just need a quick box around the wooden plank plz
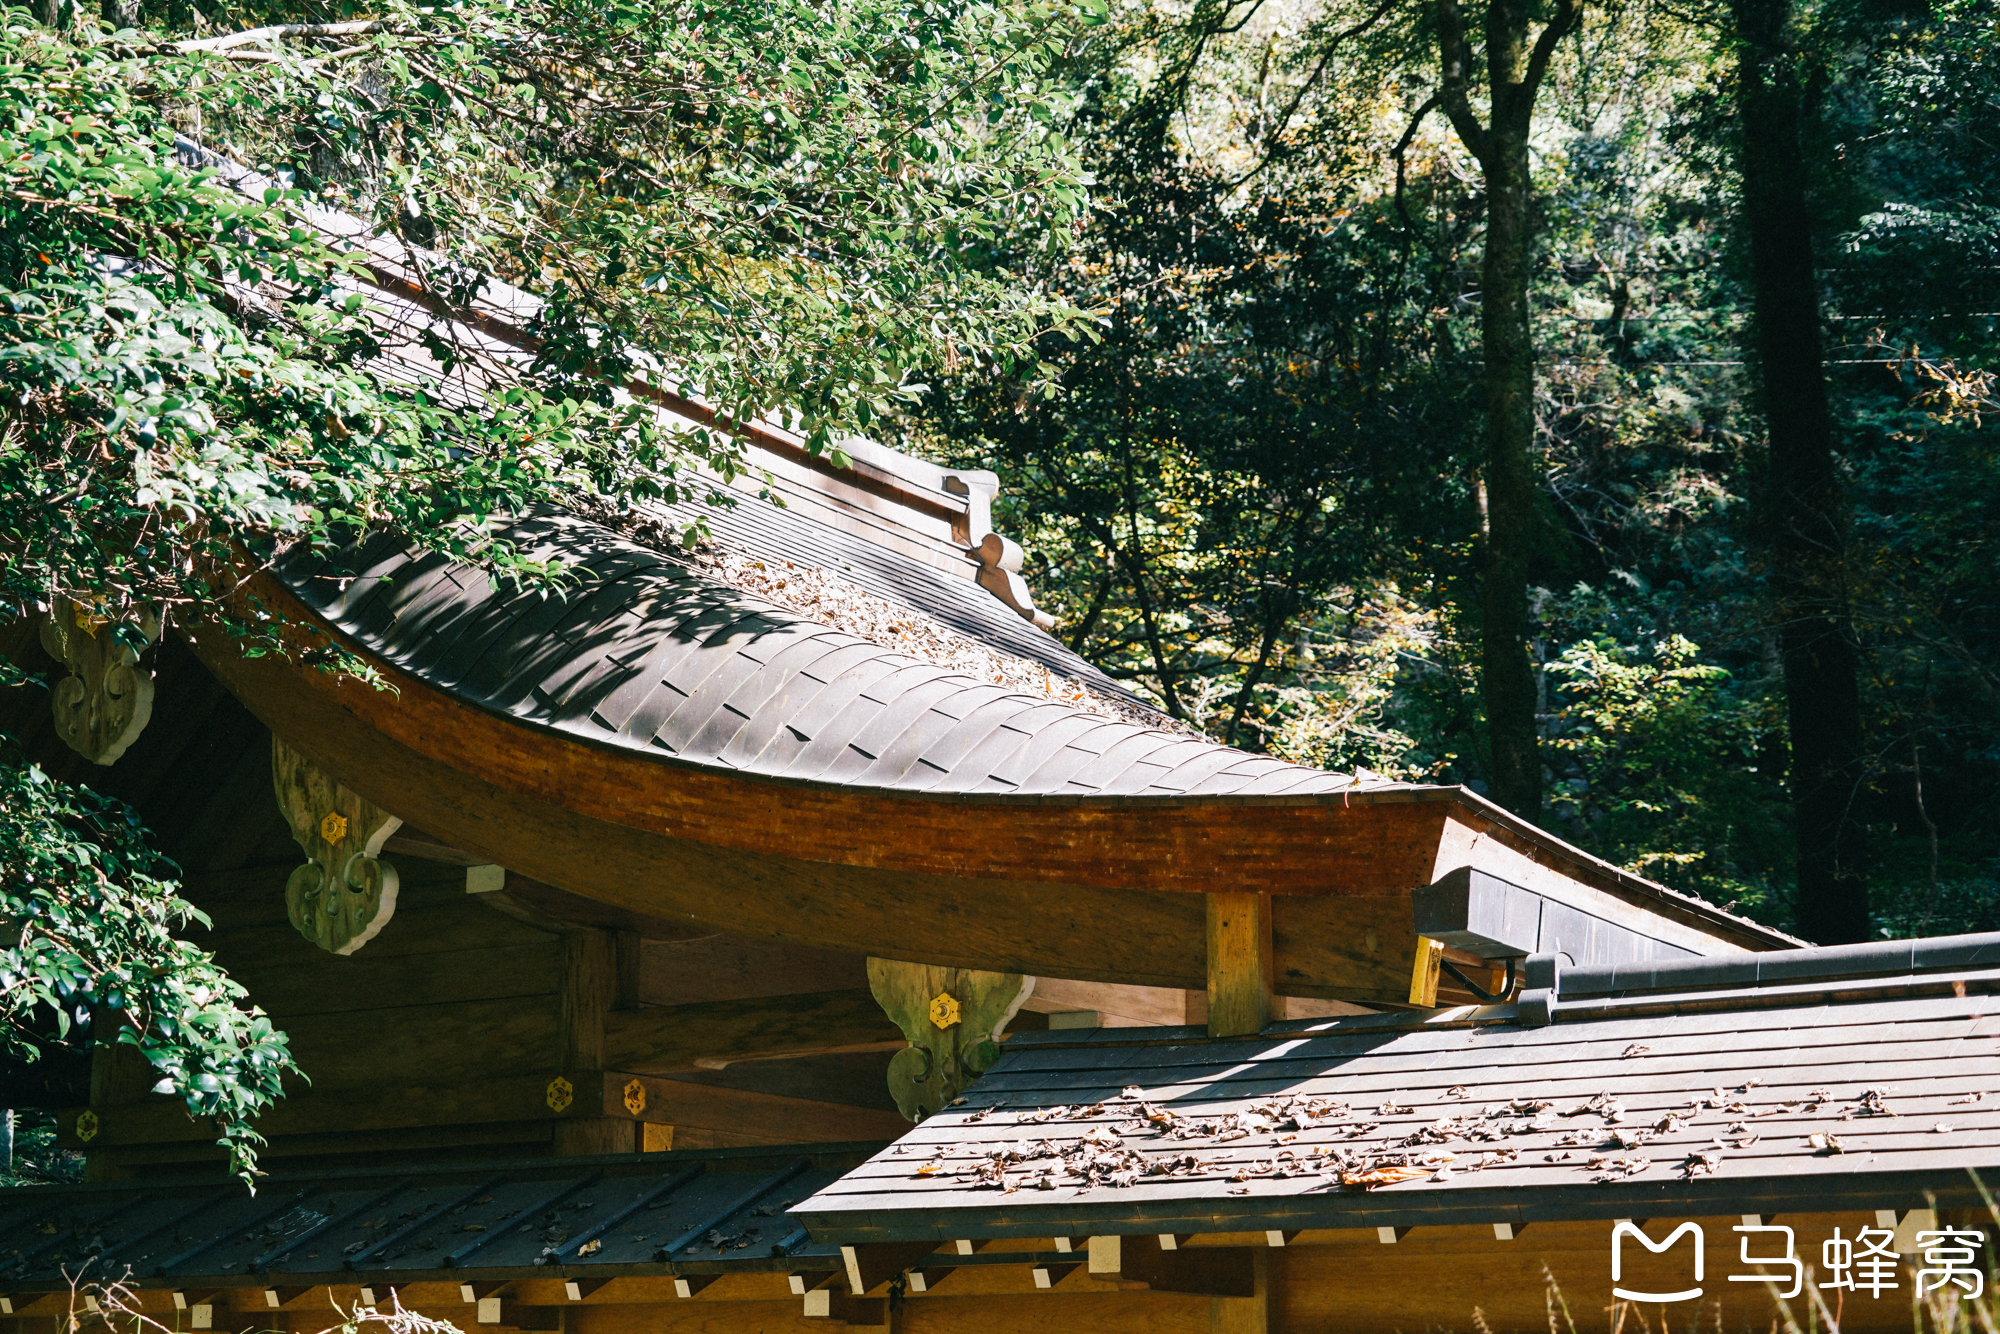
[224,943,561,1017]
[1206,895,1273,1040]
[604,991,903,1074]
[262,995,562,1088]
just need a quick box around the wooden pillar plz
[554,930,634,1156]
[1211,1247,1270,1334]
[1206,893,1273,1038]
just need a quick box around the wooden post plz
[1206,893,1273,1038]
[1210,1248,1269,1334]
[1408,937,1445,1008]
[555,930,632,1156]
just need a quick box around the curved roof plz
[281,508,1371,801]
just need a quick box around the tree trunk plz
[1435,0,1578,819]
[1478,125,1544,819]
[1732,0,1869,943]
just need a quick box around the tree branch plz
[172,20,383,53]
[1522,0,1585,106]
[1434,0,1493,164]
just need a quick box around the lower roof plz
[0,1145,876,1291]
[793,930,2000,1242]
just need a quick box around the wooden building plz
[4,147,1988,1333]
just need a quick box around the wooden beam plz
[1091,1234,1256,1298]
[603,991,902,1074]
[1206,893,1273,1038]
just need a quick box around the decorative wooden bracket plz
[866,958,1033,1121]
[273,735,402,955]
[38,598,161,765]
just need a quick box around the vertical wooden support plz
[1210,1248,1269,1334]
[1206,893,1273,1038]
[554,930,633,1156]
[1408,937,1445,1008]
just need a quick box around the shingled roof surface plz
[793,931,2000,1240]
[0,1147,868,1290]
[280,508,1387,799]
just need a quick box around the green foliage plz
[1545,633,1790,915]
[0,0,1096,1172]
[0,749,293,1181]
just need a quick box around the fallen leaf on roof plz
[1378,1099,1413,1116]
[1681,1151,1724,1179]
[1341,1165,1431,1189]
[1808,1133,1845,1154]
[1586,1155,1651,1182]
[1445,1086,1469,1099]
[916,1163,941,1177]
[1950,1092,1985,1106]
[578,1240,602,1256]
[1934,1123,1953,1133]
[1621,1044,1651,1058]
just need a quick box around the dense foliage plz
[0,751,291,1177]
[910,0,2000,940]
[0,0,1097,1170]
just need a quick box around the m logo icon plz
[1612,1222,1705,1302]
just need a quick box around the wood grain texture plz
[1205,894,1273,1039]
[605,990,903,1074]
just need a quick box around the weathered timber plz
[1205,894,1273,1039]
[604,991,904,1073]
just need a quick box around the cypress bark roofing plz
[0,1146,870,1290]
[278,508,1387,800]
[791,930,2000,1242]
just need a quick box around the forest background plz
[902,0,2000,950]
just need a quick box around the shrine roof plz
[791,930,2000,1242]
[276,507,1379,800]
[0,1144,869,1291]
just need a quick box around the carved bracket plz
[38,599,161,765]
[272,735,402,955]
[867,958,1034,1121]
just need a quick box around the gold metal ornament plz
[75,1110,99,1143]
[928,991,962,1030]
[623,1079,647,1116]
[546,1076,575,1113]
[273,736,402,956]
